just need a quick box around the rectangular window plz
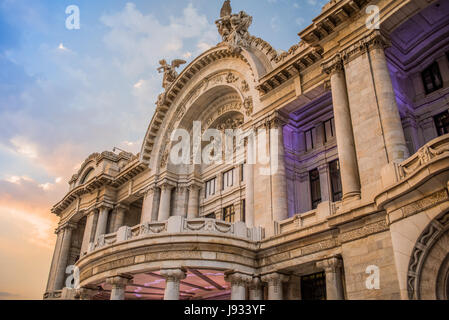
[324,118,335,143]
[434,111,449,137]
[309,168,321,209]
[223,205,235,223]
[329,160,343,202]
[223,168,235,190]
[301,272,327,300]
[305,128,315,151]
[240,163,245,182]
[422,62,443,94]
[241,199,246,223]
[205,178,216,198]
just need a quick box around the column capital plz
[106,274,133,287]
[176,185,189,193]
[75,286,99,300]
[95,203,114,211]
[224,271,252,286]
[321,54,344,76]
[341,30,390,64]
[160,268,187,281]
[115,203,129,212]
[188,182,202,191]
[316,256,342,273]
[157,180,176,191]
[56,222,77,234]
[261,272,290,284]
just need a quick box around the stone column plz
[158,183,175,221]
[106,275,133,300]
[317,163,330,202]
[80,209,97,256]
[113,205,128,232]
[141,186,162,223]
[225,272,251,300]
[76,286,98,300]
[323,56,361,201]
[174,186,188,217]
[261,273,289,300]
[368,33,409,162]
[160,268,186,300]
[316,257,344,300]
[46,228,64,292]
[245,134,255,227]
[249,277,264,300]
[286,275,301,300]
[187,184,200,219]
[269,113,289,222]
[94,206,110,241]
[53,223,76,291]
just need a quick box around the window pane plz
[434,111,449,136]
[223,205,235,223]
[301,272,327,300]
[309,169,321,209]
[422,62,443,94]
[324,118,335,143]
[329,160,343,202]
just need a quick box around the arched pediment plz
[140,63,256,167]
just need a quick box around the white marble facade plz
[44,0,449,300]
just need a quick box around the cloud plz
[100,2,219,78]
[0,292,20,298]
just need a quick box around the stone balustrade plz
[90,217,265,252]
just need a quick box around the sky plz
[0,0,328,299]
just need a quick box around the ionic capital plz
[316,256,342,273]
[160,268,187,282]
[106,274,133,288]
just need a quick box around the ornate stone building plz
[44,0,449,300]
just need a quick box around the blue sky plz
[0,0,327,299]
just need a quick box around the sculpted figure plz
[215,0,252,53]
[157,59,186,90]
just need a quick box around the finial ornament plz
[157,59,186,90]
[215,1,252,53]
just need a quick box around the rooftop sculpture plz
[215,0,253,53]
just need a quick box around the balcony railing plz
[398,134,449,181]
[89,216,265,253]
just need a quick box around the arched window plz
[79,168,94,185]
